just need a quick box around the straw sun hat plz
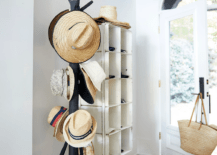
[63,110,97,148]
[50,66,75,101]
[78,61,106,104]
[49,10,101,63]
[48,9,69,48]
[80,61,106,91]
[94,6,131,29]
[47,106,69,142]
[79,68,97,104]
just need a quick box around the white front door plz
[160,0,209,154]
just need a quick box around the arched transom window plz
[162,0,217,10]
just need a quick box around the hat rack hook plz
[68,0,93,11]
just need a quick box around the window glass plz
[170,15,195,126]
[207,0,217,5]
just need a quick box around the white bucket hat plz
[50,66,75,101]
[80,61,106,91]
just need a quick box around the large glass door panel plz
[160,0,208,154]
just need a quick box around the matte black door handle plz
[209,95,211,114]
[199,77,204,99]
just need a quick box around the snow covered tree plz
[170,39,217,105]
[170,39,195,105]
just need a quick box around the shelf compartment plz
[121,103,132,128]
[105,105,121,134]
[105,52,121,79]
[83,105,121,134]
[97,25,103,52]
[121,79,133,104]
[103,23,121,52]
[105,79,121,107]
[80,106,103,134]
[89,52,104,66]
[105,131,121,155]
[121,28,132,54]
[92,134,103,155]
[121,54,132,79]
[121,128,133,154]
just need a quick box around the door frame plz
[159,0,208,154]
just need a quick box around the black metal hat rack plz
[59,1,93,155]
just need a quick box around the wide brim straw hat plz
[49,10,101,63]
[94,5,131,29]
[63,110,97,148]
[48,9,70,48]
[79,68,97,104]
[47,106,69,142]
[80,61,106,91]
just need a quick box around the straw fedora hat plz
[50,66,75,101]
[63,110,97,148]
[80,61,106,91]
[47,106,69,142]
[49,10,101,63]
[79,67,97,104]
[94,6,131,29]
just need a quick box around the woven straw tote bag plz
[178,93,217,155]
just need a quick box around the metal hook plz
[80,0,93,11]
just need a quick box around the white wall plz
[0,0,166,154]
[33,0,137,155]
[0,0,33,154]
[0,0,161,154]
[135,0,161,154]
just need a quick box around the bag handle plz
[195,98,199,122]
[188,93,208,128]
[188,94,200,127]
[200,93,208,125]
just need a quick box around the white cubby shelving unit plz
[80,23,133,155]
